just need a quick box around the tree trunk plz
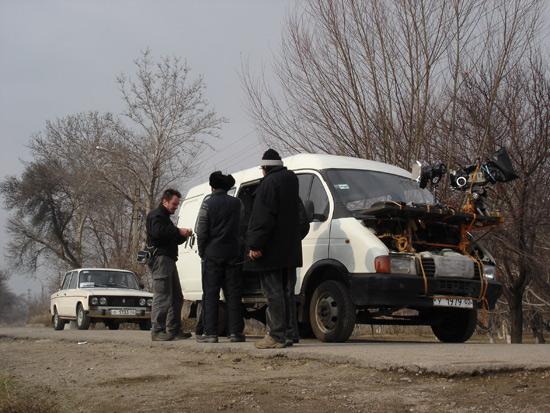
[509,292,523,343]
[531,312,546,344]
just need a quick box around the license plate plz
[110,309,137,316]
[433,297,473,309]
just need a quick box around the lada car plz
[50,268,153,331]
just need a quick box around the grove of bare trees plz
[1,51,223,284]
[243,0,550,342]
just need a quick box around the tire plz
[76,303,91,330]
[298,321,315,339]
[105,320,120,330]
[309,280,356,342]
[431,308,477,343]
[52,307,66,331]
[139,320,152,331]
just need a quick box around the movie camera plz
[412,148,518,215]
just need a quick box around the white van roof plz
[184,153,411,199]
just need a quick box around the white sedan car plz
[50,268,153,331]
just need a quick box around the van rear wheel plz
[431,308,477,343]
[309,280,356,342]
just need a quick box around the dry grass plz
[0,375,58,413]
[26,312,51,328]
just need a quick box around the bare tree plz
[0,112,118,272]
[456,58,550,343]
[1,52,225,282]
[243,0,548,342]
[106,49,226,213]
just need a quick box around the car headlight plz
[483,264,496,279]
[139,298,146,306]
[99,297,107,305]
[91,297,99,305]
[147,298,153,306]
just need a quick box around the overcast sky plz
[1,1,549,296]
[0,0,294,295]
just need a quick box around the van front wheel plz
[431,308,477,343]
[309,280,356,342]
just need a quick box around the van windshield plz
[325,169,434,212]
[78,270,140,290]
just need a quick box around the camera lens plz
[456,176,467,187]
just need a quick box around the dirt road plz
[1,327,549,412]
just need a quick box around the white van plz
[176,154,501,343]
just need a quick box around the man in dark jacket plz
[246,149,310,349]
[195,171,244,343]
[146,188,193,341]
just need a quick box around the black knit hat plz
[260,148,283,167]
[209,171,235,191]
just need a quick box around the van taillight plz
[375,255,391,273]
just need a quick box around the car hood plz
[79,288,153,297]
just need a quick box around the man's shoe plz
[170,331,192,340]
[196,334,218,343]
[229,333,246,343]
[285,338,299,347]
[151,331,174,341]
[255,335,285,349]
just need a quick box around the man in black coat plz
[196,172,245,343]
[146,189,193,341]
[246,149,310,349]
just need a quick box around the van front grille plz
[419,257,435,277]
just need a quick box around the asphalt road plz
[1,326,549,376]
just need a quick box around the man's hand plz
[248,249,263,261]
[179,228,193,237]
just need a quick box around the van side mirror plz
[304,200,315,223]
[139,282,145,290]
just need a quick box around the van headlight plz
[147,298,153,306]
[391,255,417,274]
[91,297,99,305]
[483,265,496,279]
[99,297,107,305]
[374,254,416,274]
[139,298,146,306]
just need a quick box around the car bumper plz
[349,273,502,309]
[87,306,151,319]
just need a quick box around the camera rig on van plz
[359,148,517,257]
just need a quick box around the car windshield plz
[325,169,434,212]
[78,270,140,289]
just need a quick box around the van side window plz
[297,174,313,205]
[309,176,330,221]
[297,174,330,222]
[68,272,78,289]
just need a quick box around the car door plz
[57,271,75,317]
[63,271,79,317]
[296,172,332,294]
[52,272,71,316]
[177,195,206,299]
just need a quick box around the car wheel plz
[76,303,91,330]
[431,308,477,343]
[105,320,120,330]
[139,320,152,331]
[52,308,65,331]
[309,280,356,342]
